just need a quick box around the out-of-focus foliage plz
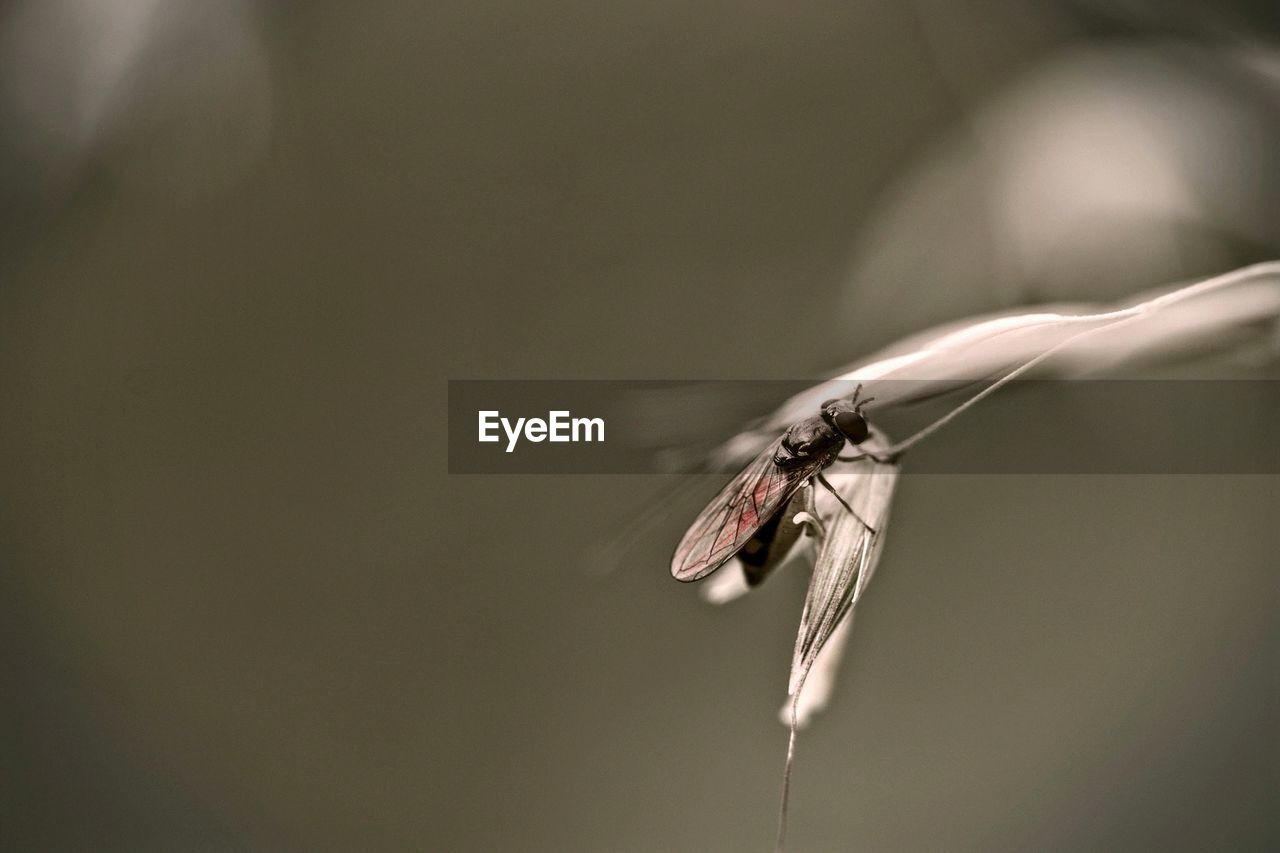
[839,21,1280,344]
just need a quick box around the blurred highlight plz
[0,0,272,202]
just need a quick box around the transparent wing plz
[671,437,830,582]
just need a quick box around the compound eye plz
[833,410,869,444]
[820,398,839,408]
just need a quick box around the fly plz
[671,385,888,583]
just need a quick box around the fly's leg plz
[837,431,900,465]
[815,472,878,534]
[836,450,898,464]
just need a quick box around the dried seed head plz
[786,451,899,710]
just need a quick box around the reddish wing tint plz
[671,437,832,582]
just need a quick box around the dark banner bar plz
[447,380,1280,474]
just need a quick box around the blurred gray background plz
[1,1,1277,850]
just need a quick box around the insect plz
[671,385,886,583]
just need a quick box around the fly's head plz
[820,394,874,445]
